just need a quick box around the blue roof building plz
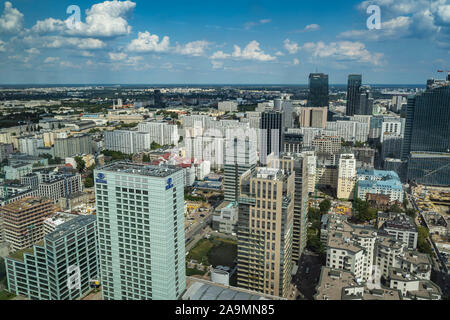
[357,169,404,203]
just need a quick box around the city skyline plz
[0,0,449,84]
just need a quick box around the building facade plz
[5,215,98,300]
[94,162,185,300]
[237,167,294,298]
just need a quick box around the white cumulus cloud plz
[176,40,210,56]
[301,41,385,66]
[284,39,299,54]
[127,31,170,53]
[67,0,136,37]
[210,50,230,59]
[109,52,128,61]
[0,1,24,34]
[232,41,276,61]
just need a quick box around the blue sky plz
[0,0,449,84]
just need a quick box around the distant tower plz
[259,111,284,165]
[308,73,329,109]
[346,74,362,116]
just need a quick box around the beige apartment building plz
[298,107,327,128]
[337,153,357,200]
[267,152,310,264]
[312,135,341,155]
[237,167,295,298]
[0,197,56,251]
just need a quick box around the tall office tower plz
[308,73,329,109]
[267,153,309,264]
[357,86,374,115]
[337,154,357,200]
[0,197,55,251]
[401,79,450,185]
[154,89,163,107]
[237,167,294,298]
[282,101,295,129]
[224,137,257,202]
[391,96,405,113]
[94,162,185,300]
[259,111,284,165]
[5,215,98,300]
[346,74,362,116]
[298,107,328,128]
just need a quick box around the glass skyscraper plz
[407,152,450,186]
[259,111,285,165]
[346,74,362,116]
[401,80,450,185]
[308,73,329,108]
[94,162,185,300]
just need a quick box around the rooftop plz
[382,213,417,232]
[45,215,96,241]
[315,267,401,300]
[97,161,181,178]
[0,197,52,212]
[183,277,283,300]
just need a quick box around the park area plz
[186,237,237,277]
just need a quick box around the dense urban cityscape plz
[0,0,449,311]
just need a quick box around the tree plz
[74,156,86,173]
[151,141,162,150]
[417,226,433,255]
[142,154,151,163]
[405,208,417,220]
[388,204,403,213]
[84,177,94,188]
[319,199,331,214]
[0,257,5,284]
[308,207,321,222]
[353,198,377,222]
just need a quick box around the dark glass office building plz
[401,82,450,158]
[308,73,329,108]
[401,80,450,185]
[407,152,450,186]
[259,111,284,164]
[346,74,362,116]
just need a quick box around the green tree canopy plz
[151,141,162,150]
[74,156,86,173]
[319,199,331,214]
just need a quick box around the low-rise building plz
[212,201,238,235]
[357,169,404,203]
[314,267,401,300]
[378,212,418,250]
[388,268,441,300]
